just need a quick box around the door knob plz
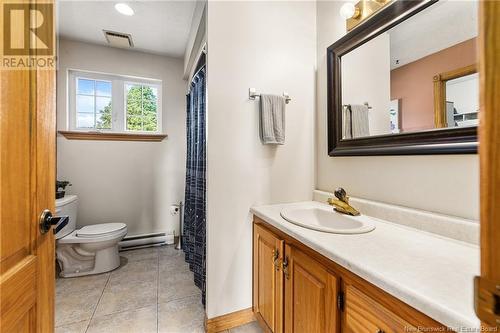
[39,209,69,234]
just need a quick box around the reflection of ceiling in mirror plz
[389,0,478,70]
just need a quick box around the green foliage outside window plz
[96,102,112,129]
[126,85,158,131]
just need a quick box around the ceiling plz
[389,0,478,69]
[57,1,197,58]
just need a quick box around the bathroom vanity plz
[251,197,480,333]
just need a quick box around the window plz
[76,78,112,129]
[125,84,158,132]
[69,70,162,133]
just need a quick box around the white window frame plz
[74,76,113,130]
[123,81,161,133]
[68,69,163,134]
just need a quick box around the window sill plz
[58,131,168,142]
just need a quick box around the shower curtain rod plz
[186,45,207,95]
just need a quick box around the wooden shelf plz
[58,131,168,142]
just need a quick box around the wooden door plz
[253,224,284,333]
[475,1,500,329]
[0,1,56,331]
[283,244,338,333]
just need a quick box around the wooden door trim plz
[479,0,500,279]
[477,0,500,328]
[433,64,478,128]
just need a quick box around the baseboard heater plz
[119,232,174,251]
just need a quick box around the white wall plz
[316,1,479,221]
[206,1,316,319]
[446,73,479,115]
[56,39,187,236]
[342,33,391,136]
[183,0,206,78]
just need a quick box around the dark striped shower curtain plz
[183,66,206,305]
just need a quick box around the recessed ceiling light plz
[115,3,134,16]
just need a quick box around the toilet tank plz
[55,195,78,239]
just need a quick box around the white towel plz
[260,94,285,145]
[342,104,370,139]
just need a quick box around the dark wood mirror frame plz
[327,0,478,156]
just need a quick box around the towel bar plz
[249,88,291,104]
[343,102,372,110]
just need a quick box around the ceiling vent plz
[103,30,134,49]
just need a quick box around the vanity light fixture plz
[340,2,360,20]
[341,0,392,31]
[115,3,134,16]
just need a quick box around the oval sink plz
[280,206,376,234]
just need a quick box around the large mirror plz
[327,0,478,156]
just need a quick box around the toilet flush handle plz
[39,209,69,234]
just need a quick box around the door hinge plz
[474,276,500,326]
[337,291,345,311]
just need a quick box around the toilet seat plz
[57,223,127,244]
[77,223,127,238]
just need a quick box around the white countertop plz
[250,201,480,330]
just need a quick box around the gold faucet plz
[327,187,360,216]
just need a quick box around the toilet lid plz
[77,223,127,238]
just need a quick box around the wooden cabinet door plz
[0,1,56,331]
[342,284,418,333]
[283,244,338,333]
[253,224,284,333]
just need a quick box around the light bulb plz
[115,3,134,16]
[340,3,356,19]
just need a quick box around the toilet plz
[55,195,127,277]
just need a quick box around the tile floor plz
[55,245,262,333]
